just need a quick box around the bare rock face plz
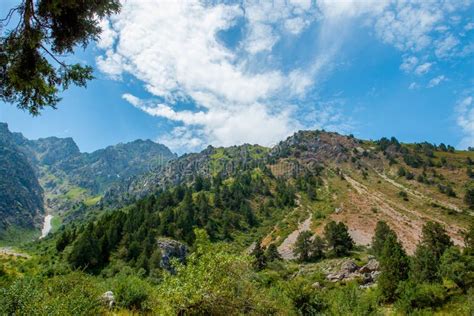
[156,238,188,273]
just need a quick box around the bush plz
[113,274,151,311]
[396,282,447,313]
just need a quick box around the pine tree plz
[411,221,453,283]
[295,231,313,262]
[371,221,392,257]
[309,236,325,261]
[378,232,409,302]
[324,221,354,257]
[265,243,282,262]
[252,239,267,270]
[1,0,120,114]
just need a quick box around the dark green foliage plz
[464,221,474,255]
[1,0,120,114]
[378,232,409,302]
[411,221,453,283]
[465,184,474,209]
[324,221,354,257]
[113,274,150,311]
[468,167,474,178]
[398,191,408,201]
[371,220,391,257]
[294,231,313,262]
[396,281,448,313]
[403,153,424,168]
[265,243,282,262]
[397,166,406,177]
[439,246,473,290]
[377,136,400,151]
[252,239,267,270]
[310,236,326,261]
[438,184,456,197]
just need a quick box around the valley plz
[1,127,474,315]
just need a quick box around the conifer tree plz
[295,231,313,262]
[265,243,282,262]
[378,232,409,302]
[371,221,392,257]
[324,221,354,257]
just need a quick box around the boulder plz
[359,259,379,273]
[101,291,115,309]
[340,260,358,273]
[156,238,188,273]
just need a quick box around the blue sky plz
[1,0,473,154]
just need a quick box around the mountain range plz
[0,122,176,240]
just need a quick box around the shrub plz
[396,282,447,313]
[113,274,151,311]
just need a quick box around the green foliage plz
[0,0,120,114]
[0,273,103,315]
[439,246,473,290]
[324,221,354,257]
[396,282,448,314]
[251,239,267,270]
[112,274,151,311]
[378,232,409,302]
[371,220,391,258]
[411,221,453,283]
[294,231,313,262]
[326,282,379,316]
[153,229,284,315]
[464,184,474,209]
[281,277,327,315]
[265,243,282,262]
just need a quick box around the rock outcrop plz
[326,258,380,287]
[156,238,188,273]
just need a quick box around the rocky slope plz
[0,122,176,237]
[102,130,474,253]
[0,123,44,236]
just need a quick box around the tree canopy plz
[0,0,120,115]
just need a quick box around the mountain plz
[0,123,44,238]
[2,127,474,315]
[101,130,474,253]
[0,123,176,237]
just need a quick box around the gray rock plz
[101,291,115,309]
[359,259,379,273]
[312,282,322,289]
[340,260,359,273]
[157,238,188,273]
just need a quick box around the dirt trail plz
[277,213,312,260]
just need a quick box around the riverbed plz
[40,215,53,239]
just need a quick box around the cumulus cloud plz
[427,75,446,88]
[97,0,347,151]
[96,0,473,151]
[457,95,474,148]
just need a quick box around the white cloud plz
[97,0,346,151]
[427,75,446,88]
[400,56,418,72]
[96,0,472,151]
[414,62,432,75]
[456,96,474,148]
[408,82,418,90]
[434,34,460,58]
[465,22,474,31]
